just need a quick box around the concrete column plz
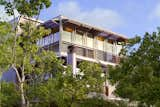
[59,15,63,56]
[113,41,117,55]
[104,39,108,61]
[93,35,97,59]
[67,45,77,75]
[112,41,118,63]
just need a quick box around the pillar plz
[67,45,77,75]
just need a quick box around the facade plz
[2,15,127,99]
[38,15,127,99]
[39,15,127,66]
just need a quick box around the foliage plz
[0,0,52,106]
[72,98,125,107]
[108,30,160,106]
[0,0,51,17]
[28,61,105,107]
[0,82,20,107]
[0,22,14,71]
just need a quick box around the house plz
[1,15,128,99]
[39,15,127,99]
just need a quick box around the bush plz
[71,98,127,107]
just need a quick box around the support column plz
[59,15,63,56]
[113,41,117,63]
[114,41,117,56]
[67,45,77,75]
[93,35,97,60]
[104,39,108,61]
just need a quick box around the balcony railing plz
[96,50,120,64]
[61,42,120,64]
[37,32,60,47]
[42,42,59,53]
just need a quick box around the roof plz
[43,15,128,41]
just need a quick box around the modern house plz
[1,15,128,99]
[38,15,127,99]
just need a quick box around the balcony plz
[43,42,59,53]
[37,32,60,47]
[61,42,120,64]
[96,50,120,64]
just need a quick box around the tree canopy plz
[28,61,105,107]
[108,30,160,106]
[0,0,51,17]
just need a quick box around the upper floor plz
[12,15,127,65]
[37,15,127,65]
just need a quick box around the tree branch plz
[12,64,21,83]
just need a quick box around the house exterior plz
[1,15,127,99]
[38,15,127,99]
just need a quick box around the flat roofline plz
[53,15,128,41]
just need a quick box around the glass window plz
[62,31,72,42]
[106,43,113,53]
[75,32,83,45]
[97,40,103,51]
[86,34,93,48]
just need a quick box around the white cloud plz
[149,3,160,19]
[56,1,123,29]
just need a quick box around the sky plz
[1,0,160,38]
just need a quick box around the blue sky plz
[39,0,160,38]
[1,0,160,38]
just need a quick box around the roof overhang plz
[43,15,128,42]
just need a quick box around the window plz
[96,36,104,51]
[106,42,113,53]
[97,40,104,51]
[62,31,72,42]
[86,34,93,48]
[75,31,83,45]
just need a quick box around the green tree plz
[0,20,57,107]
[108,31,160,106]
[30,61,105,107]
[0,82,20,107]
[0,1,52,107]
[0,0,51,17]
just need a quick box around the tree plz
[108,30,160,106]
[0,1,52,107]
[29,61,105,107]
[0,20,59,107]
[0,82,20,107]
